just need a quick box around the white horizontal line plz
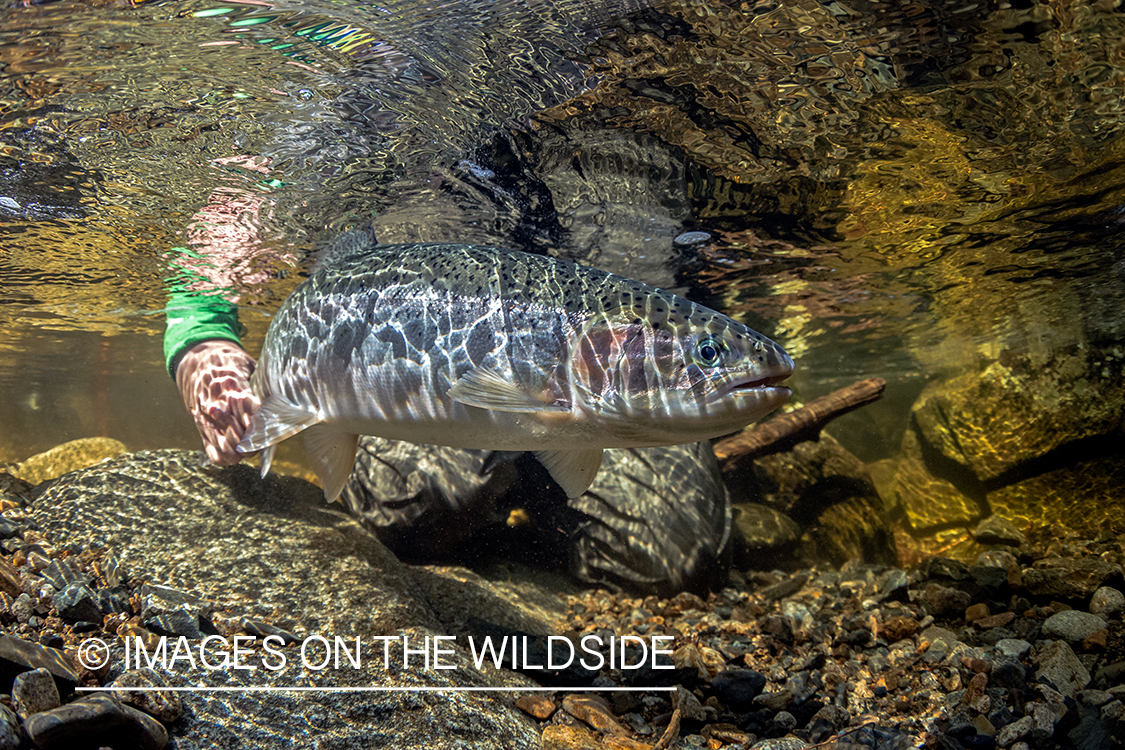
[76,686,676,693]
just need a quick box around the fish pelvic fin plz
[259,444,277,478]
[448,367,569,413]
[238,395,320,455]
[302,424,359,503]
[535,448,604,498]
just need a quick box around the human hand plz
[176,340,260,465]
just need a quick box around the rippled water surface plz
[3,0,1125,474]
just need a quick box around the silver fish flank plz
[238,232,794,500]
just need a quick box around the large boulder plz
[28,450,545,749]
[911,345,1125,484]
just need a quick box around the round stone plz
[22,694,167,750]
[54,581,103,623]
[994,639,1032,660]
[711,669,767,713]
[0,704,21,750]
[111,668,183,723]
[12,667,60,717]
[673,231,712,245]
[1041,610,1107,644]
[1089,587,1124,617]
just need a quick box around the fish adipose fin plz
[535,449,604,498]
[302,424,359,503]
[448,367,568,413]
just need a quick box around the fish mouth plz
[714,373,792,401]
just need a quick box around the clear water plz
[2,0,1124,476]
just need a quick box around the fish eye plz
[694,337,724,367]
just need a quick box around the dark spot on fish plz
[402,317,436,355]
[332,321,360,366]
[374,325,407,360]
[466,322,496,366]
[289,335,308,360]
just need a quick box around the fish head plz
[571,293,794,443]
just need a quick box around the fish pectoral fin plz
[238,395,320,460]
[302,424,359,504]
[448,367,568,413]
[535,448,604,498]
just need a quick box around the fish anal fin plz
[302,424,359,503]
[238,395,319,454]
[535,449,604,498]
[449,367,568,414]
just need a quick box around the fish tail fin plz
[302,424,359,503]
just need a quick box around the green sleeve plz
[163,246,245,378]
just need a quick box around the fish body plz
[238,232,794,500]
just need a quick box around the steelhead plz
[238,230,794,501]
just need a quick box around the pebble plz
[975,611,1016,629]
[53,581,103,623]
[1021,558,1121,599]
[145,605,205,640]
[1041,610,1107,644]
[515,694,556,720]
[753,689,794,711]
[879,615,919,641]
[811,704,850,728]
[0,704,20,750]
[1033,640,1090,698]
[0,557,20,598]
[110,668,183,723]
[1089,586,1124,617]
[750,737,810,750]
[673,231,712,245]
[973,516,1027,547]
[711,669,766,713]
[996,714,1031,746]
[0,634,78,687]
[541,724,600,750]
[965,602,990,623]
[11,593,32,623]
[602,737,654,750]
[23,694,168,750]
[12,667,61,717]
[994,639,1032,660]
[562,694,627,735]
[923,583,973,618]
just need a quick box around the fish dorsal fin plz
[535,449,604,498]
[238,395,320,458]
[448,367,568,413]
[302,424,359,503]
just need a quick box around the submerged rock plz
[911,346,1124,484]
[15,438,127,486]
[27,449,544,749]
[344,438,733,597]
[878,344,1125,556]
[733,433,895,566]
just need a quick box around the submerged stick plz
[714,377,886,471]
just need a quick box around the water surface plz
[2,0,1124,483]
